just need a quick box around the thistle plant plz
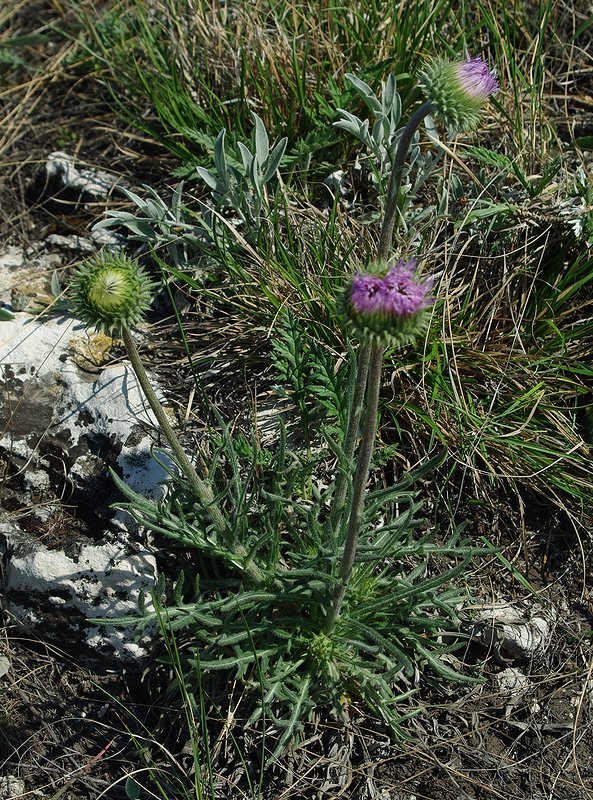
[74,51,499,753]
[70,252,207,503]
[70,250,264,584]
[324,259,435,632]
[325,52,498,632]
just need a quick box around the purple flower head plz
[455,55,499,100]
[344,259,434,347]
[419,52,499,131]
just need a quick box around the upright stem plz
[122,328,264,584]
[328,341,371,539]
[325,342,384,632]
[377,101,435,263]
[325,101,435,630]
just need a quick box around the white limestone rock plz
[0,522,156,662]
[0,313,169,510]
[44,151,116,201]
[0,313,170,661]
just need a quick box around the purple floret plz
[455,55,499,99]
[384,259,433,316]
[350,273,388,314]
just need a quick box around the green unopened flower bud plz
[419,54,499,131]
[70,251,158,335]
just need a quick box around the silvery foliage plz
[93,182,205,269]
[334,74,443,238]
[564,166,593,245]
[334,73,408,177]
[92,113,287,266]
[194,112,287,232]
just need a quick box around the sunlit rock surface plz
[0,306,166,661]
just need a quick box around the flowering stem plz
[121,328,264,584]
[326,102,436,630]
[325,342,384,632]
[377,100,435,262]
[329,342,371,540]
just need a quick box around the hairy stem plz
[328,342,371,540]
[377,100,435,262]
[326,102,435,628]
[325,342,384,632]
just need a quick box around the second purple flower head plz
[419,53,499,131]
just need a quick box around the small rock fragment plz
[0,654,11,678]
[494,666,540,716]
[463,602,556,663]
[0,775,26,799]
[44,151,115,201]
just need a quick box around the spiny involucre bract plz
[342,258,434,347]
[70,251,158,335]
[419,54,499,131]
